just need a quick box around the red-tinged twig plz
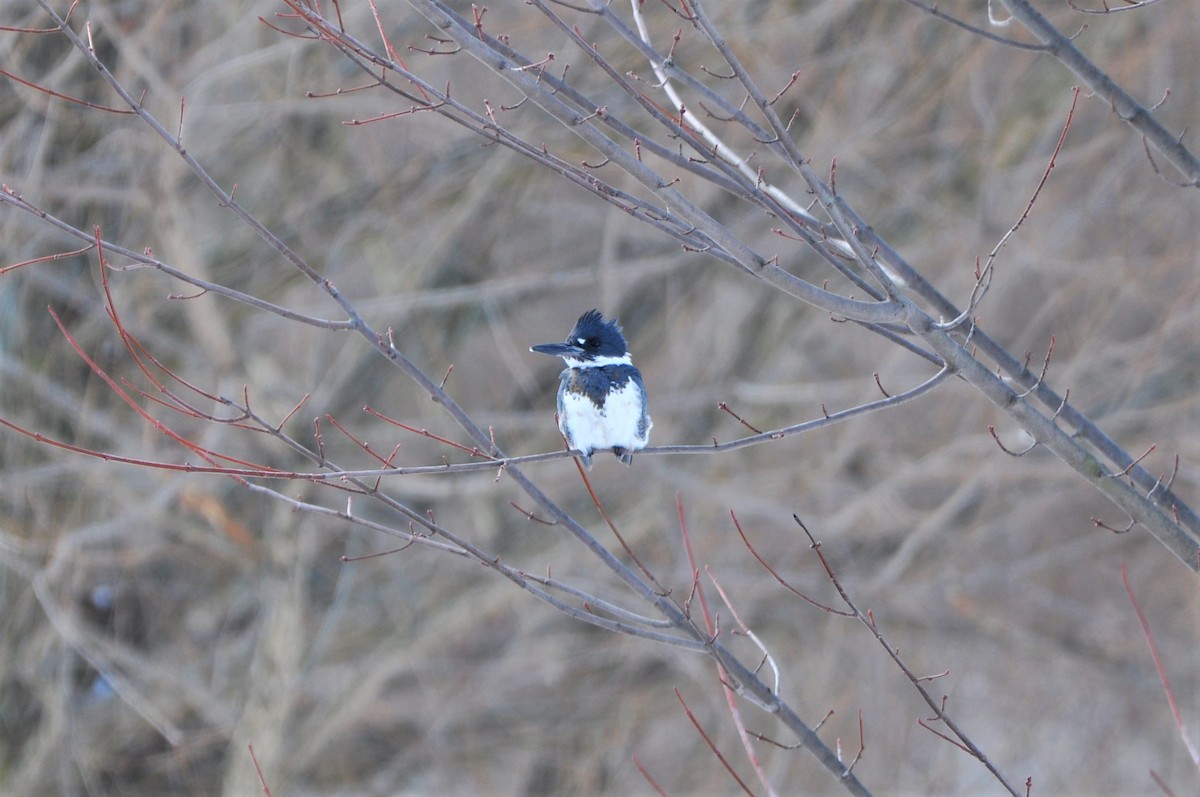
[706,566,779,694]
[0,433,607,480]
[470,3,487,40]
[840,710,866,777]
[748,710,834,750]
[364,406,499,459]
[96,232,165,395]
[257,489,703,648]
[1006,84,1082,242]
[938,87,1081,332]
[1065,0,1166,14]
[275,394,311,431]
[916,718,973,754]
[0,0,78,32]
[343,102,444,125]
[341,540,419,562]
[257,12,321,40]
[522,573,676,631]
[0,65,137,114]
[94,237,253,424]
[306,79,383,99]
[103,323,261,433]
[731,510,851,616]
[366,0,430,104]
[376,443,403,490]
[1116,444,1156,477]
[0,410,369,495]
[324,413,394,469]
[788,515,1022,795]
[694,502,776,791]
[647,366,951,459]
[0,243,94,275]
[313,416,326,462]
[1015,336,1056,398]
[718,402,762,434]
[988,425,1038,457]
[124,379,251,429]
[1140,128,1197,188]
[632,755,670,797]
[1092,514,1136,534]
[0,414,269,476]
[247,744,273,797]
[682,569,701,621]
[328,0,347,31]
[1149,454,1180,497]
[678,495,713,630]
[45,307,275,473]
[769,226,806,242]
[706,566,780,795]
[1121,562,1200,766]
[573,457,668,594]
[1149,768,1179,797]
[366,0,399,62]
[509,500,557,525]
[512,53,557,73]
[407,35,460,56]
[768,70,801,105]
[656,0,697,22]
[1048,388,1070,421]
[698,66,735,81]
[0,188,350,331]
[674,688,755,797]
[916,670,950,683]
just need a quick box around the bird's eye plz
[586,337,599,348]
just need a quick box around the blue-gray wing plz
[608,364,651,439]
[556,369,571,438]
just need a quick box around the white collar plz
[563,354,632,368]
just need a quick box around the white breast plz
[559,381,651,456]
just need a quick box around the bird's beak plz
[530,342,582,357]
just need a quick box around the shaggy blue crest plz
[530,309,652,468]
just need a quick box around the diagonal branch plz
[999,0,1200,186]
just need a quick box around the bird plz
[530,309,652,469]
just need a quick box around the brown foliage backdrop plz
[1,1,1198,794]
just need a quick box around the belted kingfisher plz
[530,309,652,469]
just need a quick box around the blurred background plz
[1,1,1198,794]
